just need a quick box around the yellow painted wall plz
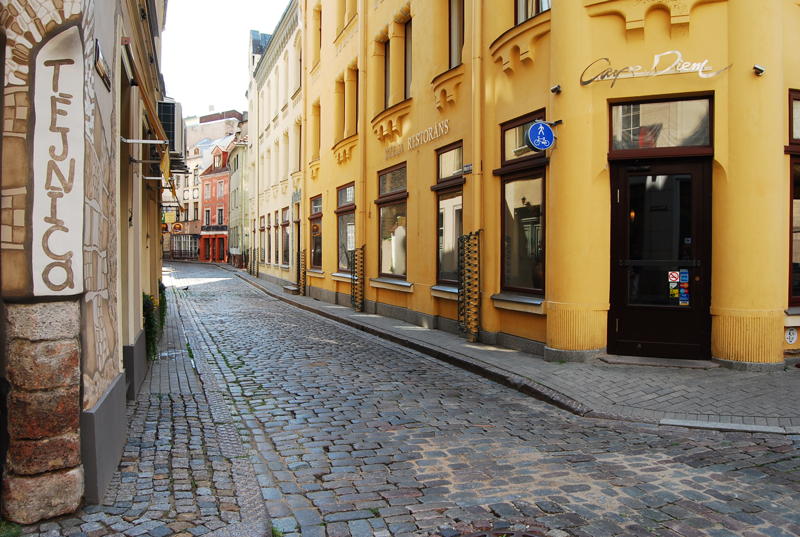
[301,0,800,365]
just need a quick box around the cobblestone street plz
[23,262,800,537]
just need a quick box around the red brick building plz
[199,145,230,262]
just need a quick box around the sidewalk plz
[219,264,800,433]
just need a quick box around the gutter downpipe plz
[470,0,484,341]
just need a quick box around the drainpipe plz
[470,0,483,337]
[358,0,367,267]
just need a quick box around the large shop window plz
[516,0,550,25]
[281,207,290,265]
[274,210,280,264]
[502,175,544,294]
[376,164,408,278]
[266,214,271,263]
[610,97,712,158]
[497,110,547,295]
[433,143,465,284]
[336,183,356,272]
[310,195,323,269]
[792,160,800,305]
[260,216,266,263]
[791,90,800,147]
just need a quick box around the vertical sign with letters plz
[32,26,85,296]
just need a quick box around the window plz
[204,184,211,200]
[438,191,462,283]
[260,216,266,263]
[310,195,323,269]
[792,160,800,304]
[404,19,412,100]
[383,40,391,110]
[204,209,211,226]
[611,98,712,153]
[214,154,222,168]
[433,143,465,283]
[336,183,356,271]
[274,210,279,264]
[449,0,464,69]
[183,190,189,201]
[516,0,551,25]
[377,164,408,278]
[501,110,545,166]
[266,214,272,263]
[217,180,224,197]
[183,203,189,222]
[193,202,199,221]
[193,188,199,199]
[176,176,181,189]
[502,175,544,294]
[217,207,224,225]
[281,207,290,265]
[791,90,800,146]
[194,167,199,185]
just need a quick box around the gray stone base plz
[123,329,147,401]
[256,270,295,289]
[712,357,790,372]
[80,373,127,504]
[305,286,546,355]
[786,355,800,367]
[544,346,603,363]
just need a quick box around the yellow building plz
[297,0,800,369]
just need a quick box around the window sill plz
[307,269,325,279]
[280,264,290,271]
[785,306,800,326]
[332,272,353,283]
[491,292,545,314]
[370,277,413,293]
[431,284,458,301]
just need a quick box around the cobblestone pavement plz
[21,268,266,537]
[21,262,800,537]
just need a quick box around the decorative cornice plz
[583,0,725,31]
[431,64,465,112]
[332,134,359,164]
[255,0,299,81]
[490,11,551,75]
[371,99,413,143]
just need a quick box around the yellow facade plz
[294,0,800,368]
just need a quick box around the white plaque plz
[31,26,85,296]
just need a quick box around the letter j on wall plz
[31,26,85,296]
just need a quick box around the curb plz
[215,264,796,436]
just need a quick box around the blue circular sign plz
[525,121,555,152]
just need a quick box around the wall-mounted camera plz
[753,64,766,76]
[550,84,562,94]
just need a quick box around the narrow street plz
[24,262,800,537]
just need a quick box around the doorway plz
[609,159,711,359]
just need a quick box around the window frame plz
[435,188,463,286]
[404,18,412,100]
[383,39,391,110]
[500,170,546,295]
[335,182,357,272]
[266,214,271,263]
[204,208,211,227]
[788,90,800,152]
[792,158,800,305]
[281,206,290,266]
[274,210,279,264]
[217,207,224,226]
[309,194,323,270]
[375,163,409,279]
[449,0,464,69]
[497,109,547,174]
[607,94,714,161]
[515,0,551,26]
[433,141,466,192]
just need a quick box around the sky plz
[161,0,287,118]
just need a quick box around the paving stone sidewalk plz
[21,274,267,537]
[221,264,800,431]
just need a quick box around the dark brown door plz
[609,159,711,359]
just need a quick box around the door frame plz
[608,157,713,359]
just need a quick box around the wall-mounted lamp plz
[753,64,766,76]
[550,84,562,94]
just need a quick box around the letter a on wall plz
[31,26,85,296]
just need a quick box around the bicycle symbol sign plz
[525,121,555,152]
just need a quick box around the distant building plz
[199,145,232,262]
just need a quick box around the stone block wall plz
[2,301,83,524]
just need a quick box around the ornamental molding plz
[431,64,465,112]
[371,99,412,143]
[333,134,359,164]
[489,11,551,75]
[583,0,725,31]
